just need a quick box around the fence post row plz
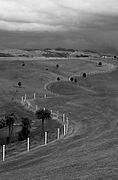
[19,94,70,156]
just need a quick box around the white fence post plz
[34,93,36,100]
[45,132,48,145]
[66,117,69,132]
[24,94,27,102]
[44,94,47,98]
[27,137,30,152]
[63,124,66,136]
[50,110,52,114]
[44,107,45,111]
[2,145,5,161]
[57,128,60,140]
[62,114,65,123]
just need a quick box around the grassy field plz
[0,57,118,179]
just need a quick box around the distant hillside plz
[0,48,102,58]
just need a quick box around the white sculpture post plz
[57,128,60,140]
[63,124,66,136]
[2,145,5,161]
[45,132,48,145]
[27,137,30,152]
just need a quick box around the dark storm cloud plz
[0,0,118,53]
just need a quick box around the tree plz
[70,77,74,82]
[83,73,87,78]
[57,77,60,81]
[74,79,77,83]
[56,64,59,68]
[19,117,31,140]
[22,62,25,66]
[18,81,22,87]
[0,118,6,129]
[98,62,102,66]
[5,113,16,142]
[35,108,51,135]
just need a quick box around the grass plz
[0,57,117,179]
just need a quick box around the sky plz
[0,0,118,53]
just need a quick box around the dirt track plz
[0,58,118,179]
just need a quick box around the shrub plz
[83,73,87,78]
[18,129,30,141]
[56,64,59,68]
[74,79,77,83]
[18,82,22,87]
[98,62,102,66]
[18,117,31,141]
[57,77,60,81]
[22,62,25,66]
[70,77,74,82]
[0,119,6,129]
[46,68,48,71]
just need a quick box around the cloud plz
[0,0,118,32]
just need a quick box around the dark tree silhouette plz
[56,64,59,68]
[18,82,22,87]
[57,77,60,81]
[22,62,25,66]
[46,68,48,71]
[98,62,102,66]
[70,77,74,82]
[83,73,87,78]
[19,117,31,140]
[5,113,16,142]
[0,118,6,129]
[35,108,51,135]
[74,79,77,83]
